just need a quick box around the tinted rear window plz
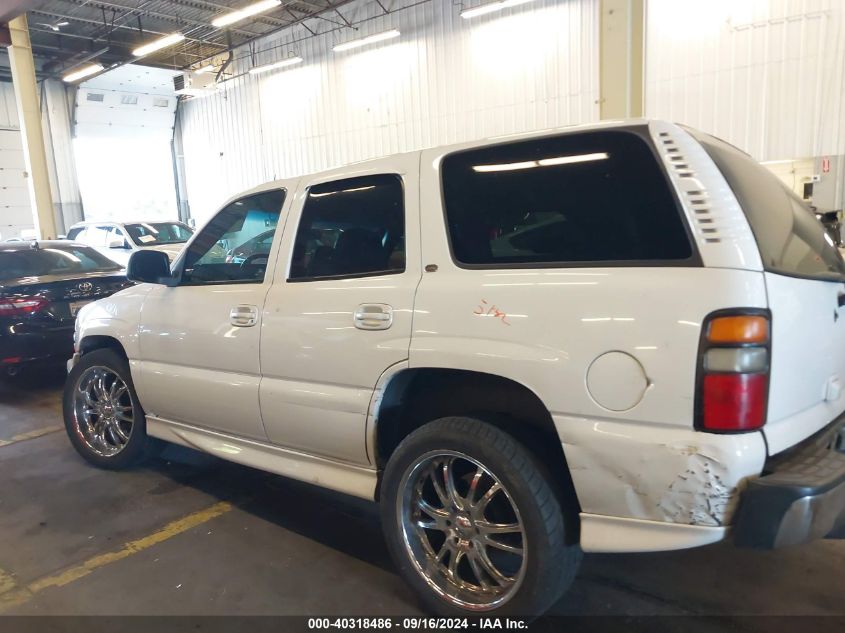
[691,130,845,281]
[0,246,122,281]
[441,130,693,266]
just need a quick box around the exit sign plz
[822,157,831,174]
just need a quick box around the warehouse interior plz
[1,0,845,624]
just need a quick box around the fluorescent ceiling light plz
[249,56,304,74]
[133,32,186,58]
[63,63,104,83]
[473,152,609,172]
[212,0,281,27]
[195,64,216,74]
[461,0,534,19]
[333,29,400,52]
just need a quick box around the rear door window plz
[440,130,694,267]
[690,130,845,281]
[289,175,405,280]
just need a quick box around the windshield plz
[0,246,122,281]
[124,222,193,247]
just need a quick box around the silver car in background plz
[65,220,194,266]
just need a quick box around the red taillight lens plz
[697,310,770,433]
[702,373,767,431]
[0,296,50,316]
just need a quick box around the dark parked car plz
[0,241,132,377]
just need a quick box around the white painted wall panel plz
[646,0,845,161]
[179,0,600,221]
[0,83,19,129]
[41,79,84,230]
[0,128,30,240]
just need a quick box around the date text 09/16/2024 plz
[307,618,529,630]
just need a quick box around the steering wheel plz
[240,253,269,268]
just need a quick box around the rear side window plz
[66,227,83,240]
[692,131,845,281]
[441,130,693,267]
[289,175,405,281]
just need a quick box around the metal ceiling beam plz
[64,0,264,39]
[222,0,356,56]
[30,9,230,50]
[166,0,295,28]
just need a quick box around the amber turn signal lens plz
[707,315,769,344]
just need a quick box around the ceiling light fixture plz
[133,32,186,58]
[62,63,104,83]
[333,29,400,52]
[460,0,534,19]
[195,64,216,74]
[212,0,282,27]
[249,56,304,74]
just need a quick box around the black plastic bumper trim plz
[734,415,845,549]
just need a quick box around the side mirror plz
[107,238,126,249]
[127,250,173,285]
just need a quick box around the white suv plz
[65,220,194,266]
[64,120,845,616]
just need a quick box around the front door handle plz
[230,304,258,327]
[354,304,393,330]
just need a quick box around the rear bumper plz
[734,416,845,548]
[0,327,74,366]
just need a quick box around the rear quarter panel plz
[414,134,768,428]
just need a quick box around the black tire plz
[63,348,153,469]
[380,416,581,616]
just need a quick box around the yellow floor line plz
[0,426,63,448]
[0,500,233,612]
[0,569,16,594]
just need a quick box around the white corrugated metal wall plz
[0,82,19,128]
[41,80,84,232]
[0,79,83,238]
[645,0,845,162]
[0,81,32,240]
[178,0,600,221]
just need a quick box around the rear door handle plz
[354,304,393,330]
[230,304,258,327]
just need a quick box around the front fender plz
[75,284,152,361]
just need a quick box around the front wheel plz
[380,417,581,616]
[63,348,153,469]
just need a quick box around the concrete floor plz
[0,369,843,619]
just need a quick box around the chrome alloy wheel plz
[72,366,134,457]
[398,450,527,611]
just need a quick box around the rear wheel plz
[381,416,581,616]
[63,348,152,469]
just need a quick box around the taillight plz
[696,310,770,432]
[0,296,50,317]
